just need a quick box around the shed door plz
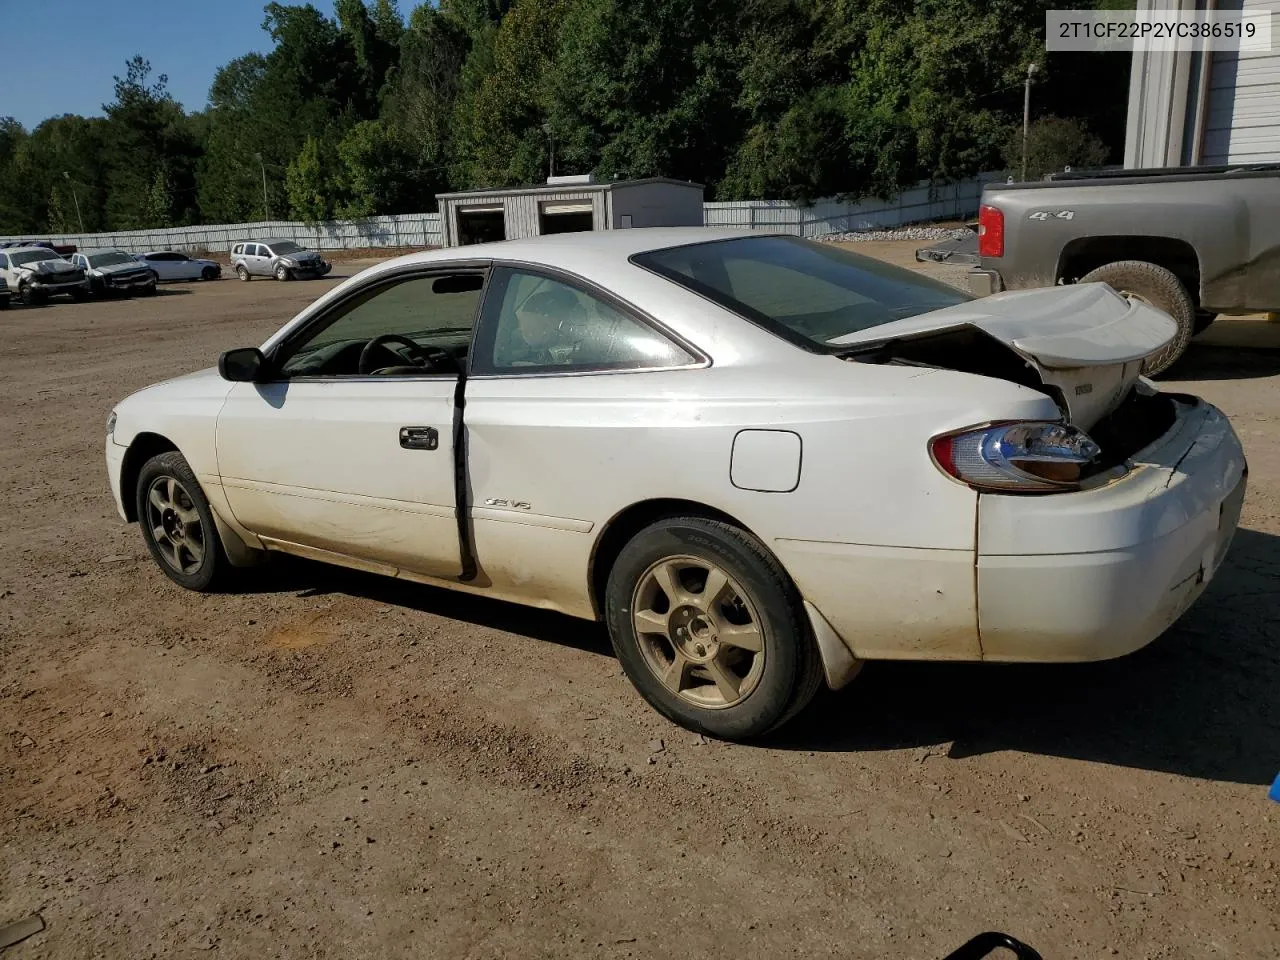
[1201,0,1280,164]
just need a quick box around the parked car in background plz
[135,251,222,282]
[0,239,77,255]
[105,229,1246,740]
[968,162,1280,374]
[231,239,332,281]
[71,248,157,297]
[0,246,89,304]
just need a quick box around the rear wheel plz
[1079,260,1195,376]
[135,451,230,592]
[236,264,250,281]
[604,516,823,740]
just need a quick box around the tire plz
[69,287,88,301]
[604,516,824,740]
[236,264,250,281]
[20,283,45,306]
[0,297,9,310]
[275,264,291,281]
[140,283,157,297]
[1193,310,1217,336]
[1079,260,1195,376]
[135,451,231,592]
[201,266,218,281]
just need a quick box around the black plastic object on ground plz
[942,931,1043,960]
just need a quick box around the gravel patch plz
[819,226,972,242]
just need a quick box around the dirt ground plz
[2,248,1279,960]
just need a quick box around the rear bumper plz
[967,268,1004,297]
[976,398,1247,661]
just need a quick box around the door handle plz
[399,426,439,450]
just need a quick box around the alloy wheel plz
[145,476,206,575]
[631,555,766,709]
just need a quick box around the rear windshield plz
[632,236,970,350]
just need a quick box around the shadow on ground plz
[1164,318,1280,382]
[234,528,1280,786]
[775,527,1280,786]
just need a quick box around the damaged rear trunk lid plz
[829,282,1178,431]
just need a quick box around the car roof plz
[3,245,61,254]
[78,248,131,256]
[380,227,760,273]
[253,238,304,246]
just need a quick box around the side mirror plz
[219,347,267,382]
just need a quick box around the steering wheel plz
[358,334,452,374]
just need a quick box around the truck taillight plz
[978,204,1004,258]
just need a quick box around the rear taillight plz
[977,204,1004,258]
[930,422,1100,493]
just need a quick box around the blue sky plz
[4,1,346,130]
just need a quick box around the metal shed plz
[435,176,705,247]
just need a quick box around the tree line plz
[0,0,1125,236]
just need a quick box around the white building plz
[1125,0,1280,166]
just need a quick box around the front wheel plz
[275,264,291,281]
[20,283,45,306]
[604,517,824,740]
[236,265,250,281]
[1079,260,1195,376]
[201,266,219,281]
[136,451,231,592]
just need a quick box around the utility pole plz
[542,122,555,180]
[254,152,270,220]
[1021,62,1039,182]
[62,171,85,233]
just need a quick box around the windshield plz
[269,241,304,255]
[633,235,970,350]
[88,252,137,267]
[12,250,62,266]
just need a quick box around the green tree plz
[101,56,201,228]
[335,119,422,216]
[1002,115,1109,180]
[383,3,470,202]
[286,134,336,222]
[546,0,741,193]
[451,0,567,188]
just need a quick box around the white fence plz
[704,173,1002,237]
[0,174,1003,252]
[0,213,444,254]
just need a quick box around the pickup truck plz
[967,162,1280,374]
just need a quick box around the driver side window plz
[278,271,484,379]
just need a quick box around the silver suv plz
[230,239,332,281]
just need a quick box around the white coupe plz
[105,229,1247,738]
